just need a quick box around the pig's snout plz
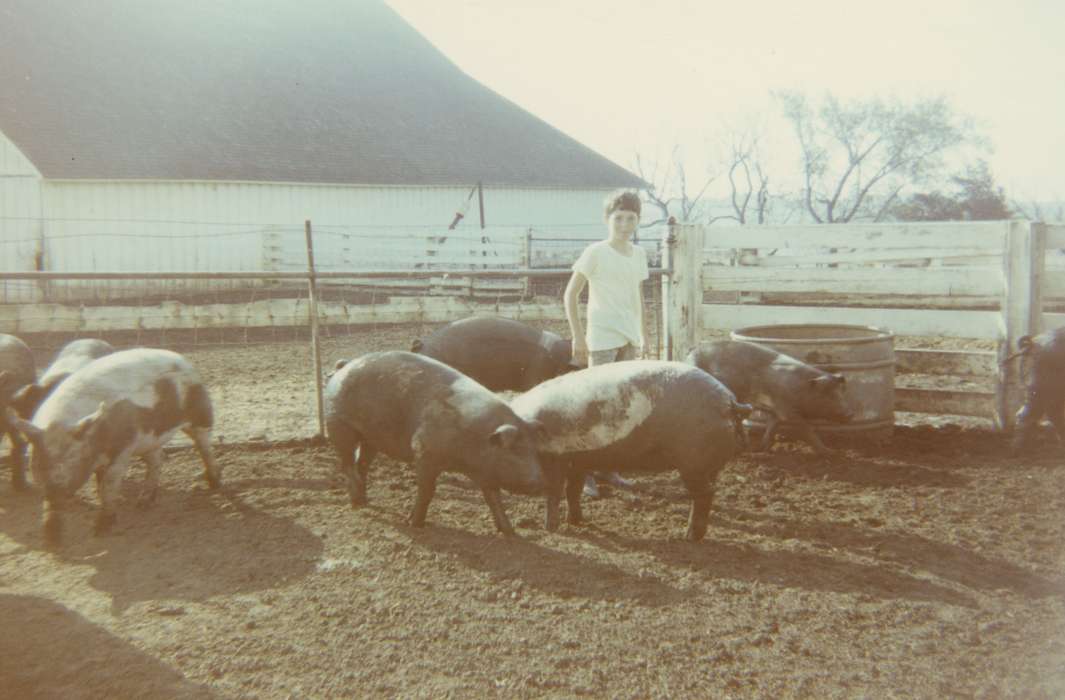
[503,465,545,496]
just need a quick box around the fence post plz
[997,219,1044,430]
[305,220,326,439]
[663,220,704,361]
[522,229,532,299]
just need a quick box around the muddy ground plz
[2,322,1063,698]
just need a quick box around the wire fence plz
[1,217,668,444]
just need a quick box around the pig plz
[685,340,851,454]
[1007,328,1065,453]
[10,339,115,419]
[324,351,544,536]
[411,315,578,392]
[4,348,220,546]
[0,334,36,489]
[509,361,751,541]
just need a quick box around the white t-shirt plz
[572,240,650,351]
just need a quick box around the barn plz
[0,0,642,303]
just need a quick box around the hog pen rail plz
[2,218,1062,438]
[662,219,1065,430]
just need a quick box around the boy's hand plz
[572,337,588,366]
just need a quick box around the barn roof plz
[0,0,642,188]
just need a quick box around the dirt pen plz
[3,219,1065,697]
[1,318,1063,698]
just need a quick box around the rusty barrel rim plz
[731,324,895,346]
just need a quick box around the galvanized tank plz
[729,324,896,444]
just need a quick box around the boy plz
[563,189,651,497]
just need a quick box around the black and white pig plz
[10,338,115,419]
[509,361,750,541]
[1008,327,1065,453]
[410,315,578,392]
[4,348,219,546]
[685,340,851,453]
[324,351,544,536]
[0,334,35,489]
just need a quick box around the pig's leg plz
[184,425,221,489]
[94,452,133,536]
[183,385,220,488]
[1046,395,1065,445]
[758,415,780,452]
[799,424,832,454]
[479,484,516,537]
[408,467,439,528]
[680,470,715,542]
[1012,389,1046,454]
[42,484,66,548]
[543,460,566,532]
[5,426,27,490]
[329,421,371,506]
[353,443,377,505]
[564,468,585,525]
[138,446,165,507]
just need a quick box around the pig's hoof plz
[205,474,221,490]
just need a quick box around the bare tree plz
[776,91,980,223]
[1011,199,1064,222]
[633,145,717,225]
[707,126,772,225]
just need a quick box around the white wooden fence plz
[662,219,1065,429]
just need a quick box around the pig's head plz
[5,404,108,492]
[796,373,851,423]
[471,418,545,495]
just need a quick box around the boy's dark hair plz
[603,190,641,220]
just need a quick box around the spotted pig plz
[10,338,115,420]
[510,361,750,541]
[5,348,219,546]
[0,333,35,489]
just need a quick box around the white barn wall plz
[0,178,623,301]
[0,130,44,302]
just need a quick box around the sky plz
[387,0,1065,204]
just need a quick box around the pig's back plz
[34,349,198,429]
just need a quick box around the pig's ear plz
[5,407,43,444]
[11,383,42,415]
[72,402,107,438]
[333,359,348,371]
[489,423,519,449]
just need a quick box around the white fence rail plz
[664,220,1065,429]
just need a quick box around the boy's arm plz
[563,271,588,365]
